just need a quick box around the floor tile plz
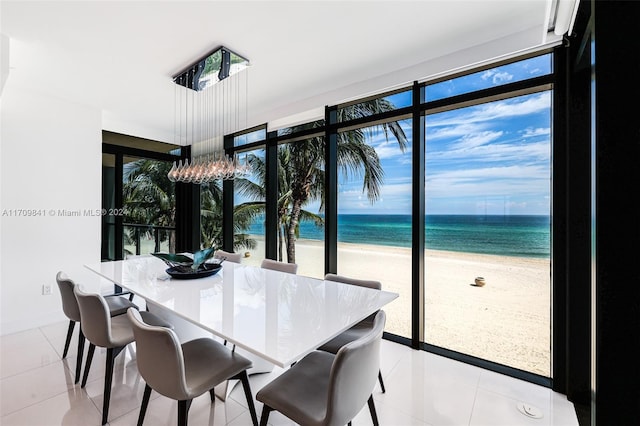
[83,362,148,424]
[0,360,77,415]
[470,388,577,426]
[0,387,102,426]
[479,369,553,404]
[39,320,81,359]
[477,369,577,425]
[376,350,480,425]
[0,328,61,379]
[379,338,412,383]
[227,410,265,426]
[109,389,246,426]
[351,398,431,425]
[0,322,579,426]
[78,343,140,387]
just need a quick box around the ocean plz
[246,214,550,259]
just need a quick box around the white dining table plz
[84,256,398,369]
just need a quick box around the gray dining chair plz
[260,258,298,274]
[256,310,386,426]
[214,249,242,264]
[318,273,387,393]
[74,286,172,425]
[56,271,139,384]
[127,308,259,426]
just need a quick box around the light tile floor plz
[1,320,579,425]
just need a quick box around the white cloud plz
[374,140,412,160]
[492,71,513,84]
[522,127,550,137]
[427,92,551,132]
[481,69,514,85]
[425,164,549,199]
[337,180,412,214]
[426,138,550,169]
[451,130,503,150]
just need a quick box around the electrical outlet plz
[42,284,52,295]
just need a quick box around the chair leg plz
[209,388,216,403]
[62,320,75,358]
[378,369,386,393]
[100,346,126,425]
[137,384,152,426]
[81,343,96,388]
[74,329,85,384]
[367,395,379,426]
[177,399,192,426]
[237,370,258,426]
[259,405,272,426]
[101,347,116,425]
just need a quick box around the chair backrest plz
[74,286,115,348]
[324,274,381,323]
[325,310,386,425]
[261,258,298,274]
[56,271,81,322]
[323,273,382,290]
[214,249,242,264]
[127,308,189,401]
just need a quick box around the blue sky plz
[337,54,552,215]
[237,54,552,216]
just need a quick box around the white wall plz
[0,34,9,97]
[0,86,102,335]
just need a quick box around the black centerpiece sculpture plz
[152,248,221,279]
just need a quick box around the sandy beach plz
[240,237,551,377]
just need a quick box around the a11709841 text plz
[1,208,130,217]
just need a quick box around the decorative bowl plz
[166,263,222,280]
[152,248,219,280]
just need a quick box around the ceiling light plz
[168,46,250,183]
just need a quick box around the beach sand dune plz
[241,237,551,377]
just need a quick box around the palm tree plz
[122,158,258,255]
[122,159,176,253]
[200,180,258,251]
[234,149,323,262]
[237,98,407,263]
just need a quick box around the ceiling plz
[1,1,568,145]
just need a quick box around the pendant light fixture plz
[167,46,250,183]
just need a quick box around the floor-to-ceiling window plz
[275,134,326,279]
[335,110,413,338]
[200,179,224,250]
[223,52,556,384]
[231,127,267,266]
[102,152,117,260]
[122,156,176,256]
[232,146,266,266]
[101,132,181,260]
[422,55,553,377]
